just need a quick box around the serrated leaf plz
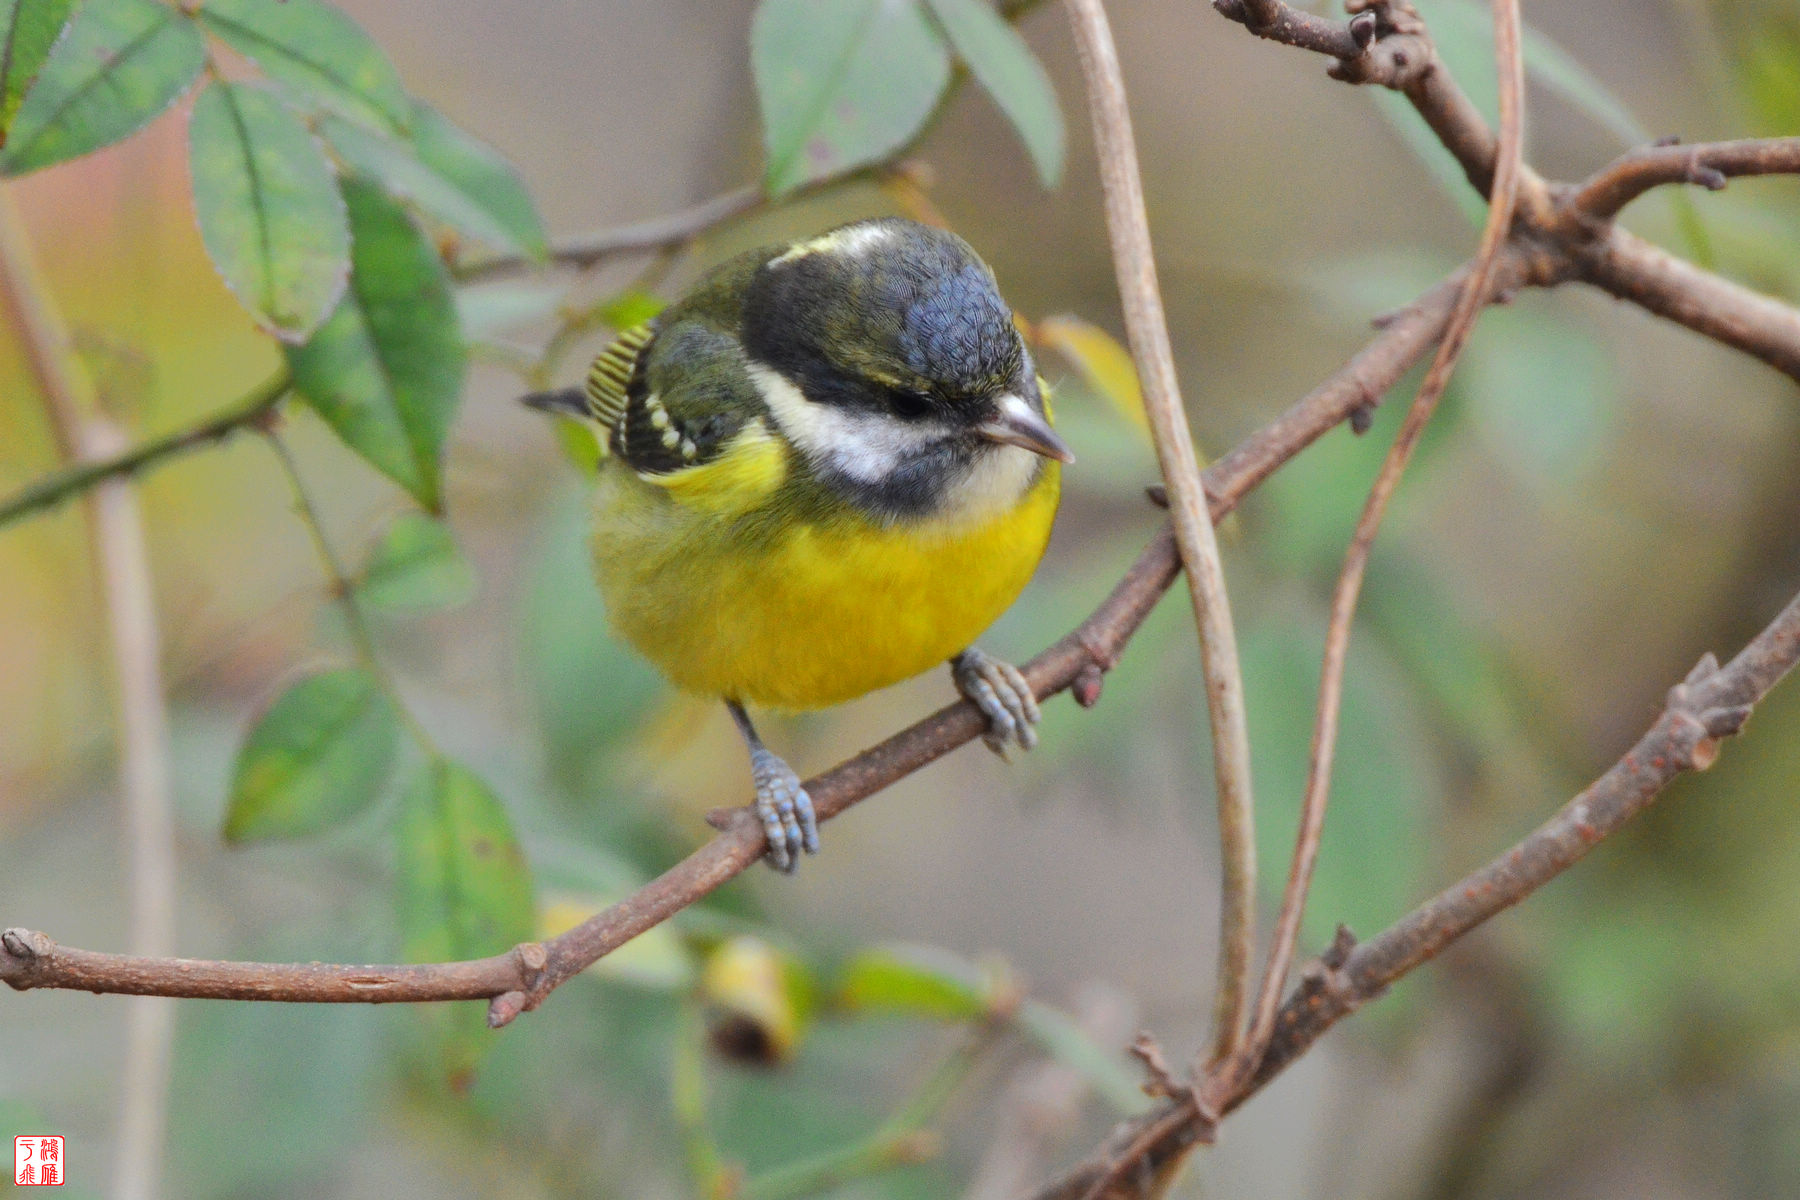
[189,82,350,342]
[408,101,546,259]
[196,0,410,133]
[395,759,535,963]
[0,0,76,144]
[752,0,951,196]
[286,179,466,510]
[224,667,399,841]
[0,0,206,176]
[924,0,1062,187]
[319,113,540,258]
[1034,314,1149,437]
[357,511,475,611]
[395,758,534,1085]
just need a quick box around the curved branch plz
[1574,226,1800,385]
[1030,585,1800,1200]
[453,186,764,282]
[1572,136,1800,220]
[0,270,1464,1014]
[1061,0,1259,1062]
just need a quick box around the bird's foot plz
[749,747,818,874]
[952,647,1041,759]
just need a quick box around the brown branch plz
[1030,587,1800,1200]
[1231,0,1526,1098]
[453,185,764,281]
[1573,226,1800,385]
[1572,136,1800,220]
[0,264,1464,1013]
[1061,0,1259,1065]
[1213,0,1516,202]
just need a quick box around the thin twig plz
[452,185,763,282]
[1573,225,1800,384]
[1061,0,1259,1065]
[743,1019,999,1200]
[1029,587,1800,1198]
[1235,0,1528,1083]
[0,189,177,1200]
[0,269,1463,1010]
[1571,135,1800,220]
[0,369,291,532]
[263,431,438,753]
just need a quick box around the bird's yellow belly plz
[592,469,1059,710]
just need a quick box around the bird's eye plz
[889,389,934,420]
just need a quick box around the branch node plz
[1144,484,1169,509]
[1320,923,1358,970]
[1348,10,1378,48]
[487,990,529,1029]
[1073,663,1106,708]
[1128,1032,1192,1103]
[1653,134,1682,148]
[1690,162,1729,191]
[1348,403,1376,435]
[1,927,53,986]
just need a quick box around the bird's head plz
[741,218,1070,523]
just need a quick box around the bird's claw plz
[953,648,1040,759]
[749,747,817,873]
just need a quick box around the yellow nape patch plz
[642,419,788,513]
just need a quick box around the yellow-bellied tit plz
[524,217,1071,873]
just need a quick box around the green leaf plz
[408,101,547,259]
[357,511,475,611]
[835,944,988,1021]
[195,0,410,133]
[395,759,535,964]
[0,0,76,144]
[1460,303,1613,483]
[1241,616,1434,943]
[752,0,951,196]
[286,179,466,510]
[395,758,535,1082]
[320,111,543,258]
[924,0,1062,187]
[0,0,206,176]
[224,667,399,841]
[188,82,351,342]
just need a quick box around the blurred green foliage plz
[3,0,1800,1197]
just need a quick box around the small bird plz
[525,217,1071,872]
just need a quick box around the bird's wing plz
[583,320,656,435]
[596,318,789,512]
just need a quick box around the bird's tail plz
[519,387,590,418]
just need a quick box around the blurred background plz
[4,0,1800,1196]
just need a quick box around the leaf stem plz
[263,429,437,754]
[0,368,291,532]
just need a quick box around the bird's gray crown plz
[740,218,1025,411]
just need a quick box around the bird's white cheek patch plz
[750,362,940,484]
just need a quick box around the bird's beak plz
[977,395,1075,463]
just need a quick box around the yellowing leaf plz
[1035,315,1150,438]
